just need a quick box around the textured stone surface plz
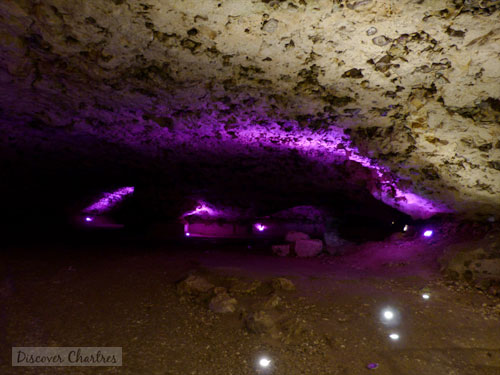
[440,228,500,293]
[244,310,277,334]
[295,239,324,257]
[271,277,296,291]
[441,247,488,280]
[1,0,499,219]
[177,274,214,295]
[469,259,500,279]
[209,292,237,314]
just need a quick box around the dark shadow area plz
[0,122,409,246]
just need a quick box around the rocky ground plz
[1,230,500,375]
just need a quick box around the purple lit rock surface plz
[183,202,219,219]
[83,187,135,215]
[0,0,499,220]
[295,239,324,258]
[183,201,250,221]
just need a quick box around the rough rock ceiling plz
[0,0,499,219]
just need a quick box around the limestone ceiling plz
[0,0,499,219]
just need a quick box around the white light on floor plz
[423,229,433,237]
[389,333,400,341]
[383,309,394,320]
[380,307,401,326]
[259,357,271,368]
[422,293,430,300]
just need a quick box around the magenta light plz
[182,201,217,217]
[85,216,93,222]
[83,186,135,214]
[423,230,433,237]
[255,223,267,232]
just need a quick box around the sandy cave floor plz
[1,235,500,375]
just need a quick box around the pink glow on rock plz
[182,202,218,218]
[254,223,267,232]
[83,186,135,214]
[182,200,249,221]
[225,121,451,219]
[374,187,452,220]
[72,108,450,220]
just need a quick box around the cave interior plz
[1,1,500,374]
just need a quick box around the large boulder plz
[469,259,500,280]
[244,310,277,334]
[209,292,237,314]
[177,274,214,295]
[441,247,488,280]
[285,231,310,242]
[440,240,500,294]
[295,239,323,257]
[271,277,295,292]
